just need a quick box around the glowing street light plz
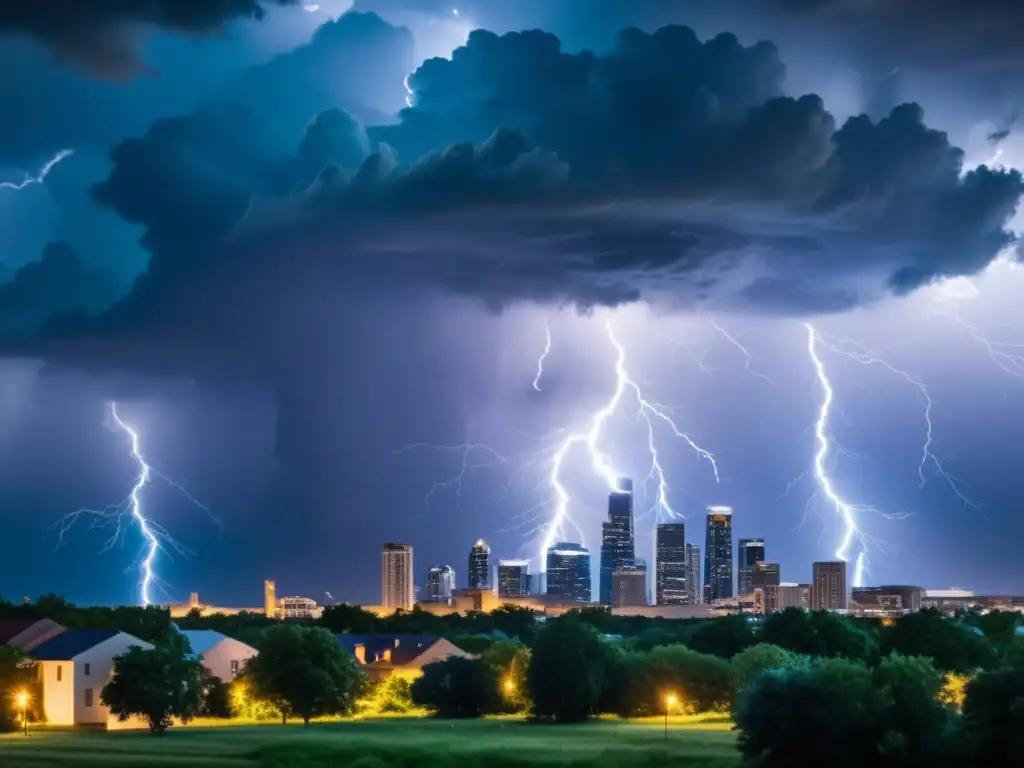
[504,678,515,694]
[664,693,676,741]
[15,690,28,735]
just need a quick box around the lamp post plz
[15,691,28,736]
[664,694,676,741]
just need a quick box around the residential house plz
[0,619,64,651]
[336,634,472,682]
[178,629,258,681]
[30,628,152,727]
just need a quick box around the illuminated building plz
[166,592,263,618]
[279,596,322,619]
[751,562,781,593]
[655,523,688,604]
[381,543,414,611]
[811,561,848,610]
[264,580,278,619]
[426,565,457,601]
[497,560,531,598]
[851,585,924,617]
[765,583,811,613]
[545,542,592,603]
[599,477,635,604]
[686,544,701,604]
[703,506,734,602]
[920,589,979,615]
[612,564,647,607]
[468,540,491,590]
[737,538,765,597]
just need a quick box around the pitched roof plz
[178,629,227,656]
[0,619,39,644]
[336,634,443,666]
[30,629,122,660]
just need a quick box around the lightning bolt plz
[532,316,551,391]
[55,401,211,606]
[933,281,1024,380]
[708,318,775,386]
[0,149,74,192]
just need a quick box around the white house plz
[30,628,152,727]
[178,629,258,681]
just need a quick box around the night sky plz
[0,0,1022,608]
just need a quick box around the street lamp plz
[15,690,28,736]
[504,678,515,694]
[664,694,676,741]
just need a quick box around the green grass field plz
[0,716,740,767]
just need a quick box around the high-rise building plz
[686,544,701,604]
[655,523,688,604]
[599,478,635,604]
[468,540,491,590]
[264,580,277,619]
[811,561,848,610]
[426,565,456,602]
[751,562,781,593]
[612,564,647,607]
[546,543,592,604]
[737,538,766,597]
[381,543,414,611]
[765,583,811,613]
[703,506,734,602]
[497,560,531,598]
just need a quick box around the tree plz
[319,603,379,635]
[200,671,232,719]
[528,619,606,722]
[101,644,204,734]
[358,674,415,715]
[410,656,500,718]
[962,666,1024,765]
[482,640,531,712]
[687,615,755,659]
[635,645,736,715]
[976,610,1021,656]
[0,647,36,732]
[881,609,996,673]
[760,608,877,662]
[489,605,540,641]
[731,643,804,689]
[872,654,957,767]
[245,624,365,724]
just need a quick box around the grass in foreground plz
[0,716,740,768]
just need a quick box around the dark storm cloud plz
[0,0,299,77]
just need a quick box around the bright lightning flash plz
[1,149,74,192]
[532,316,551,391]
[55,402,211,606]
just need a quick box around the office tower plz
[811,561,848,610]
[703,506,734,602]
[381,543,414,611]
[426,565,456,602]
[686,544,702,604]
[497,560,531,598]
[612,564,647,607]
[737,538,766,597]
[468,540,491,590]
[655,523,688,604]
[546,542,592,604]
[751,562,781,593]
[264,580,278,619]
[599,478,635,604]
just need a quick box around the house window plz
[56,665,62,682]
[230,660,240,677]
[84,688,94,707]
[83,663,91,676]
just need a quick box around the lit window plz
[84,688,94,707]
[231,660,240,677]
[56,665,62,682]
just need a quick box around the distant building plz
[336,634,473,682]
[166,591,264,618]
[279,596,322,620]
[546,543,592,604]
[612,564,647,607]
[765,583,811,613]
[704,506,734,602]
[498,560,531,598]
[811,562,848,610]
[468,540,491,590]
[686,544,701,604]
[737,538,765,597]
[600,478,636,604]
[426,565,457,602]
[852,585,925,617]
[264,580,278,619]
[655,523,688,604]
[920,589,979,615]
[177,629,258,681]
[382,543,415,611]
[751,562,781,593]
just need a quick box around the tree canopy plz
[101,643,204,733]
[528,619,607,722]
[410,656,501,718]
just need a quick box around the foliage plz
[976,610,1021,656]
[0,646,36,732]
[609,645,736,717]
[880,609,996,673]
[962,666,1024,765]
[245,624,366,724]
[358,674,416,714]
[100,644,204,733]
[528,619,607,722]
[731,643,805,688]
[686,615,755,660]
[410,656,501,718]
[939,672,970,711]
[229,676,281,721]
[759,608,878,662]
[319,603,380,635]
[482,640,531,711]
[871,654,956,766]
[200,671,232,719]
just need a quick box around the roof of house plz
[0,619,40,644]
[336,634,445,666]
[30,629,122,660]
[177,629,229,656]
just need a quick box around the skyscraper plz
[546,542,592,604]
[655,523,688,604]
[686,544,701,604]
[703,506,733,602]
[468,540,491,590]
[497,560,531,598]
[600,478,635,604]
[612,564,647,607]
[737,538,766,597]
[811,561,848,610]
[426,565,456,601]
[381,542,414,611]
[264,579,277,619]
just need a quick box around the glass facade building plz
[599,478,635,604]
[545,542,592,603]
[703,506,734,602]
[655,523,688,604]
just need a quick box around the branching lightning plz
[0,149,74,192]
[709,318,775,386]
[55,401,211,606]
[532,316,551,391]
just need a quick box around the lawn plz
[0,716,741,767]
